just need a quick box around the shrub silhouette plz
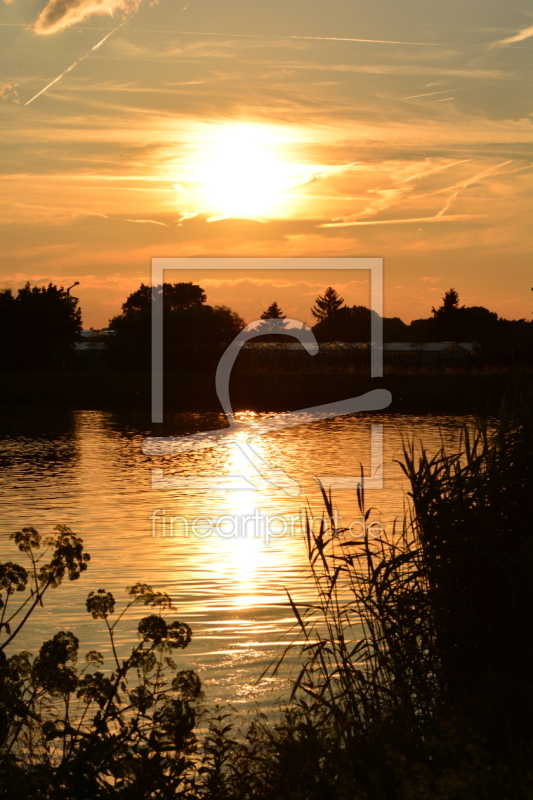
[0,527,201,799]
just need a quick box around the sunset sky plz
[1,0,531,328]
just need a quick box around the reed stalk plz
[200,380,533,799]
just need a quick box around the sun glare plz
[173,124,318,220]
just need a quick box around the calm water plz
[0,409,468,705]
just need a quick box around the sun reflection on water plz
[0,408,474,707]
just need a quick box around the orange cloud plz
[33,0,141,35]
[492,23,533,47]
[0,82,18,103]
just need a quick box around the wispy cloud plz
[320,213,484,228]
[433,161,513,216]
[326,160,513,230]
[492,23,533,46]
[33,0,140,35]
[0,200,109,225]
[317,159,488,228]
[124,218,168,226]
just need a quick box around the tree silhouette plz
[432,288,460,317]
[424,288,503,344]
[0,282,82,372]
[260,302,285,320]
[107,283,244,372]
[311,287,345,322]
[122,282,206,314]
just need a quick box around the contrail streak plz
[402,159,472,183]
[320,214,485,228]
[25,20,126,106]
[4,21,532,49]
[434,160,512,217]
[25,25,444,45]
[151,29,444,45]
[403,84,488,100]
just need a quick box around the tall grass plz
[199,383,533,799]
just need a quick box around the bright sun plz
[173,123,319,220]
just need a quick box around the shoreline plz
[1,370,528,415]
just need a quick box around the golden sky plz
[1,0,531,327]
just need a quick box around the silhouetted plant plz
[400,380,533,757]
[196,385,533,799]
[0,526,202,798]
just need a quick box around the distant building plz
[383,342,479,367]
[241,341,368,352]
[75,330,113,373]
[72,335,479,373]
[239,340,369,372]
[240,340,479,370]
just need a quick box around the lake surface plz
[0,408,469,706]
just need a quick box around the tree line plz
[309,286,533,364]
[0,281,531,372]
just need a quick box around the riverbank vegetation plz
[200,380,533,799]
[105,284,533,372]
[1,282,532,376]
[0,528,201,798]
[1,383,532,797]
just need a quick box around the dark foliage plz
[308,287,532,365]
[402,381,533,726]
[310,286,345,323]
[121,282,207,314]
[0,527,202,799]
[196,383,533,798]
[0,283,82,372]
[411,289,533,364]
[312,304,411,343]
[260,302,285,320]
[107,282,244,372]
